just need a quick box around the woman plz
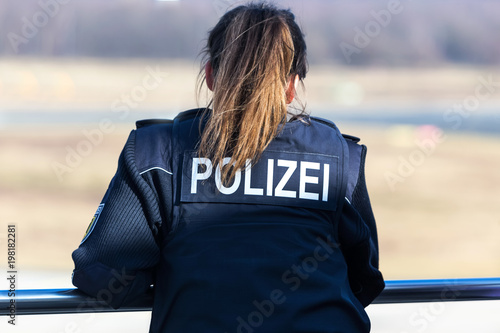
[72,2,384,332]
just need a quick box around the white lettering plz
[275,160,297,198]
[215,157,241,195]
[244,159,264,196]
[322,163,330,202]
[189,157,332,203]
[267,159,274,196]
[299,161,320,200]
[191,158,212,194]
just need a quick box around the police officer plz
[72,3,384,332]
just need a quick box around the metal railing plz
[1,278,499,316]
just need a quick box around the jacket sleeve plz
[71,130,161,309]
[339,146,385,307]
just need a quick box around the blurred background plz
[0,0,499,332]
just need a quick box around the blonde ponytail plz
[198,3,308,184]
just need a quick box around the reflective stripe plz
[139,167,173,175]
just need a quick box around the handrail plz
[1,278,499,316]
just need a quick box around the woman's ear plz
[205,62,214,91]
[286,74,300,104]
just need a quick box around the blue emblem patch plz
[80,203,104,244]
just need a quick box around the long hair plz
[198,2,308,184]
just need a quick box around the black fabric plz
[149,112,372,333]
[339,144,384,306]
[72,131,161,308]
[71,110,384,331]
[344,138,363,203]
[351,145,379,253]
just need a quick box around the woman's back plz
[133,110,370,332]
[71,3,384,332]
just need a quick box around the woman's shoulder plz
[307,115,362,144]
[135,118,173,129]
[134,108,207,130]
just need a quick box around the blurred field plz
[2,123,499,280]
[1,58,500,111]
[0,59,500,284]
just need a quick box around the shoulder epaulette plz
[136,119,173,129]
[343,133,365,203]
[310,116,361,144]
[136,108,208,129]
[174,108,207,122]
[309,116,338,130]
[342,133,361,143]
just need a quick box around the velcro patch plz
[180,150,340,211]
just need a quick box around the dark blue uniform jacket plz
[72,109,384,332]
